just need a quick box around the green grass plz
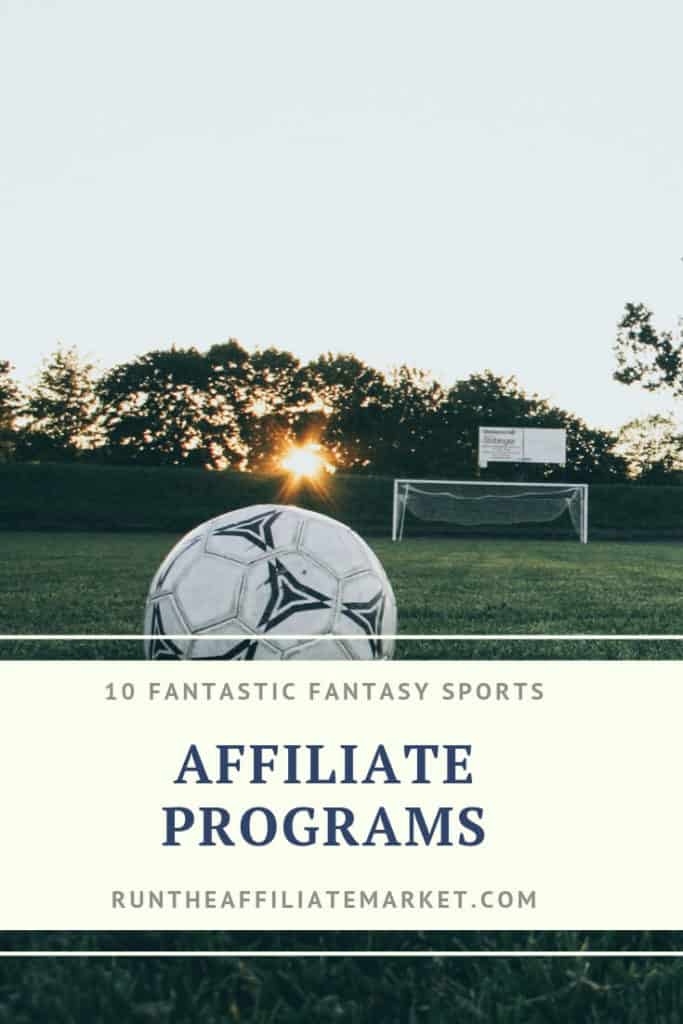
[1,532,681,659]
[2,932,683,1021]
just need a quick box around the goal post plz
[392,479,589,544]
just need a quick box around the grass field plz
[0,531,681,659]
[3,930,683,1022]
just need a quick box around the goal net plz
[392,480,589,543]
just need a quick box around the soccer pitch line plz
[2,633,683,642]
[1,950,683,958]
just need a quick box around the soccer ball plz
[144,505,397,660]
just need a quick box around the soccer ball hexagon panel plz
[144,505,397,661]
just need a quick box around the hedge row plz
[2,463,683,537]
[0,463,391,534]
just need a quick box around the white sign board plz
[522,428,566,465]
[479,427,566,468]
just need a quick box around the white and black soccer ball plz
[144,505,397,660]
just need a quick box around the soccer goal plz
[392,480,589,544]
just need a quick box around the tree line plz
[0,305,681,481]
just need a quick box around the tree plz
[614,302,683,396]
[365,365,445,476]
[302,353,392,470]
[247,348,308,416]
[98,342,252,468]
[205,339,255,468]
[0,360,21,461]
[242,348,313,471]
[615,414,683,481]
[23,346,100,458]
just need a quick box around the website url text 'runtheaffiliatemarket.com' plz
[111,888,537,912]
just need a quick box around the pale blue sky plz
[1,0,682,429]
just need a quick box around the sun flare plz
[280,443,327,479]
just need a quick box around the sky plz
[1,0,682,430]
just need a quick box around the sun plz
[280,443,327,479]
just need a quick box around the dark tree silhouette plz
[11,339,632,481]
[243,348,314,471]
[614,302,683,396]
[302,353,390,470]
[22,346,100,458]
[98,343,252,467]
[0,360,21,461]
[616,414,683,481]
